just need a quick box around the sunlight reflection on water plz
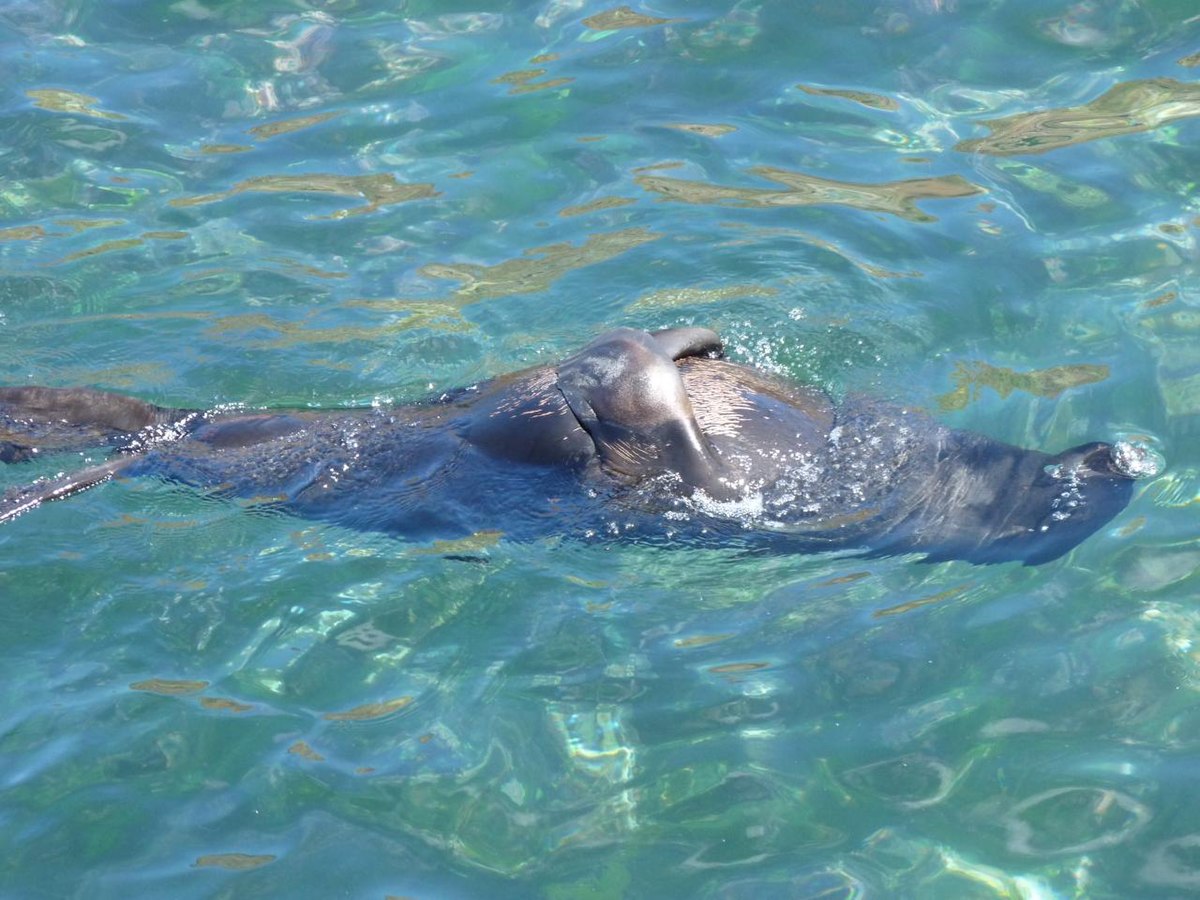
[0,1,1198,897]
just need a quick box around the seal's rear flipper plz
[0,456,136,524]
[556,327,736,497]
[0,386,190,460]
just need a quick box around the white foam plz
[686,486,766,522]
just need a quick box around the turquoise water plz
[1,0,1198,896]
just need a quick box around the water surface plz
[1,1,1199,897]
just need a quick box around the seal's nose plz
[1049,442,1135,480]
[1053,440,1160,480]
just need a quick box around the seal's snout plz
[1069,441,1131,479]
[969,440,1143,565]
[1053,440,1161,481]
[1109,439,1163,479]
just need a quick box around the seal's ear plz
[556,328,735,497]
[649,327,724,361]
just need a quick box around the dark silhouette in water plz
[0,327,1145,564]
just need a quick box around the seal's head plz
[896,437,1148,565]
[997,441,1140,565]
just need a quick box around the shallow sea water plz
[1,1,1199,897]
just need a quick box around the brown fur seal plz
[0,326,1144,564]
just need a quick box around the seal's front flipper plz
[556,327,735,497]
[0,386,191,459]
[0,456,136,524]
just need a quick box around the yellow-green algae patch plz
[207,303,472,346]
[709,661,770,674]
[664,123,737,137]
[874,583,972,618]
[265,256,349,280]
[54,231,187,264]
[247,111,340,140]
[583,6,680,30]
[54,218,125,233]
[492,68,574,95]
[199,696,253,713]
[629,282,778,311]
[559,196,637,217]
[674,633,735,649]
[130,678,208,695]
[0,225,47,242]
[407,530,504,557]
[637,167,983,222]
[798,84,899,111]
[324,697,413,721]
[937,360,1110,411]
[171,173,438,219]
[193,854,275,871]
[421,227,661,299]
[955,78,1200,156]
[288,741,325,761]
[633,160,684,173]
[58,237,146,262]
[27,88,126,120]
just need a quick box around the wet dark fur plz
[0,327,1134,564]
